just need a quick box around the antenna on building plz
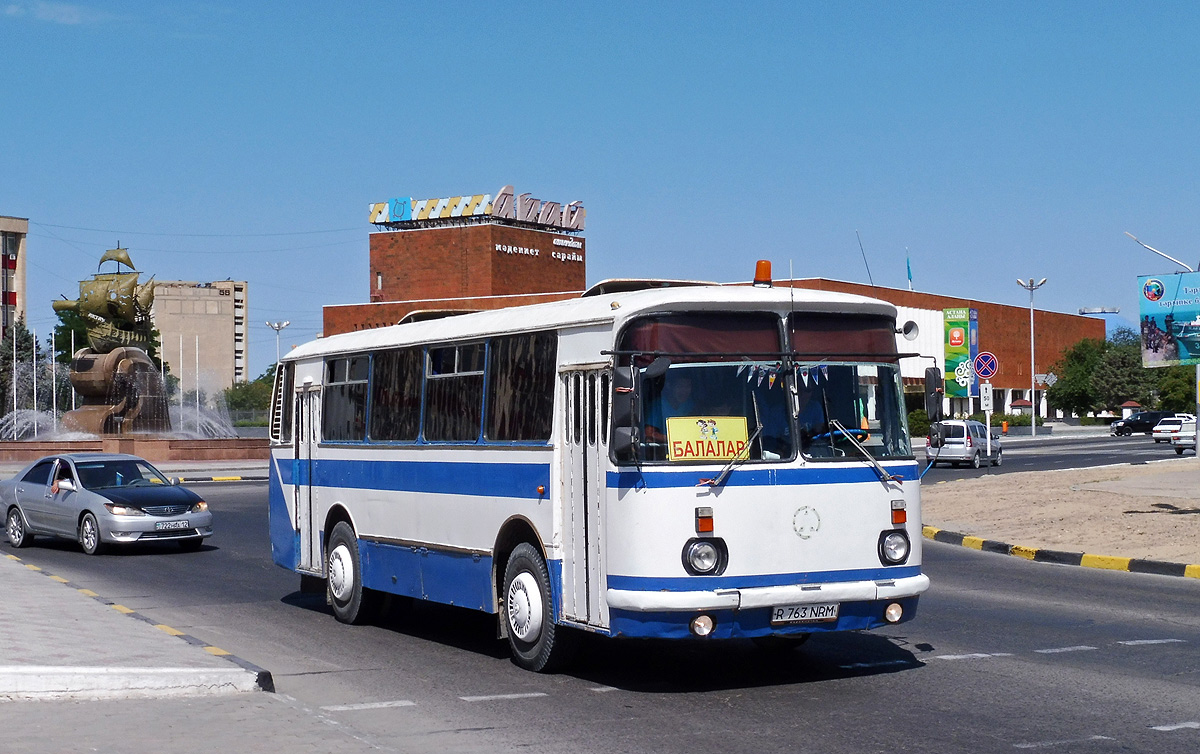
[856,230,875,286]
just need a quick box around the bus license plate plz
[770,602,839,625]
[155,520,190,531]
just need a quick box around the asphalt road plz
[921,432,1189,480]
[9,476,1200,754]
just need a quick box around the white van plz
[925,420,1002,468]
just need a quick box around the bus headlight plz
[878,530,910,565]
[681,538,726,575]
[686,541,720,573]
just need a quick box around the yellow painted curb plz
[49,575,69,584]
[24,563,41,571]
[922,525,941,538]
[204,646,231,656]
[155,624,185,636]
[112,604,135,614]
[78,588,98,597]
[211,476,241,482]
[1011,545,1037,560]
[1080,554,1131,572]
[1186,564,1200,579]
[962,536,985,550]
[5,554,20,561]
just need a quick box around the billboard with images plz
[944,308,979,398]
[1138,272,1200,367]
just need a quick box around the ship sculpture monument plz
[52,247,171,434]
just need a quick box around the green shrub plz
[907,409,930,437]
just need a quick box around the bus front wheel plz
[503,543,574,672]
[327,521,379,625]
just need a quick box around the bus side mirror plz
[611,364,641,458]
[925,367,944,423]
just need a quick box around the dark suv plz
[1111,411,1173,436]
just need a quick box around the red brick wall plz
[785,280,1106,391]
[324,291,583,336]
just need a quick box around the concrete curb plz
[922,525,1200,579]
[0,553,274,700]
[174,475,268,483]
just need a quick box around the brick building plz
[325,185,586,335]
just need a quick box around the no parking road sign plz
[973,351,998,380]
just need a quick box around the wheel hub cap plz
[328,544,354,602]
[507,572,543,642]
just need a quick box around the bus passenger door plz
[295,386,321,572]
[563,369,609,628]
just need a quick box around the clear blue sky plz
[4,2,1198,380]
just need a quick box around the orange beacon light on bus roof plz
[753,260,772,287]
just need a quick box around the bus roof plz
[285,284,899,362]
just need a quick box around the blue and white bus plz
[268,270,929,671]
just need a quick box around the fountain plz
[0,246,265,464]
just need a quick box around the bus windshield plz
[794,362,911,460]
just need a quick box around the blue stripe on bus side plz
[268,458,298,570]
[607,463,920,490]
[607,564,921,592]
[293,458,551,499]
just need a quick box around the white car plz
[1151,417,1189,443]
[1171,420,1196,455]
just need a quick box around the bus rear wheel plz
[503,543,574,672]
[327,521,379,625]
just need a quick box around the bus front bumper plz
[606,573,929,612]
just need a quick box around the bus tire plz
[503,542,573,672]
[327,521,379,625]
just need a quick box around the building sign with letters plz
[370,185,585,233]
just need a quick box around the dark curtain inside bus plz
[788,313,898,360]
[369,348,422,441]
[617,313,782,365]
[425,375,484,441]
[486,332,557,442]
[323,356,368,442]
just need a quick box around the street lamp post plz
[1017,278,1047,437]
[266,321,290,365]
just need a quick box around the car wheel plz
[1155,438,1163,443]
[326,521,379,625]
[178,537,203,552]
[503,542,575,672]
[993,449,1003,467]
[6,507,32,548]
[79,512,104,555]
[971,452,982,469]
[1176,447,1185,456]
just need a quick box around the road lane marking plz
[1151,722,1200,731]
[840,659,913,669]
[589,686,620,693]
[1034,645,1097,654]
[321,700,416,711]
[1119,639,1186,646]
[460,692,548,702]
[934,653,1014,660]
[1014,735,1114,748]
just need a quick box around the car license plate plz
[155,520,190,531]
[770,602,839,625]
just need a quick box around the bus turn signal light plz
[695,507,714,533]
[891,499,906,525]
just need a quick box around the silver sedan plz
[2,453,213,555]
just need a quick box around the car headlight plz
[190,500,208,513]
[104,503,145,516]
[878,530,910,565]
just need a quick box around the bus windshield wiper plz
[827,418,900,485]
[701,393,762,489]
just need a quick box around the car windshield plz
[74,459,170,490]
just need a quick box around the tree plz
[1047,338,1107,416]
[223,362,276,412]
[1091,328,1156,413]
[1157,365,1196,413]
